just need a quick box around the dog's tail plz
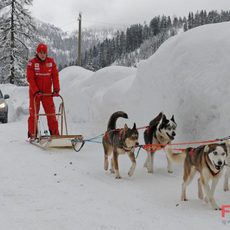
[165,146,186,164]
[107,111,128,131]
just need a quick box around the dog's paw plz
[224,185,229,192]
[167,164,173,173]
[115,171,122,179]
[213,206,221,211]
[128,164,136,177]
[181,195,188,201]
[128,171,133,177]
[110,169,115,174]
[198,193,203,200]
[104,161,109,171]
[147,168,153,173]
[198,188,204,200]
[115,175,122,179]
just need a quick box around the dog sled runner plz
[29,93,84,152]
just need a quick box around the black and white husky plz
[143,112,177,173]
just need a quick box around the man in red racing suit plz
[27,43,60,139]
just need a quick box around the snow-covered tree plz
[0,0,35,85]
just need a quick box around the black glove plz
[35,91,42,99]
[52,90,59,96]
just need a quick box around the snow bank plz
[0,84,28,122]
[130,22,230,141]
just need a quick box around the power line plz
[58,20,76,29]
[83,19,129,27]
[58,19,130,29]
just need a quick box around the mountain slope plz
[28,19,121,68]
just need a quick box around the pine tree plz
[160,15,167,29]
[126,27,132,52]
[142,22,150,40]
[0,0,35,85]
[194,11,201,27]
[183,21,188,32]
[150,16,160,35]
[167,16,172,28]
[173,17,179,27]
[115,33,121,58]
[188,12,194,29]
[120,31,126,55]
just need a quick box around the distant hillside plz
[82,10,230,71]
[2,9,230,83]
[28,19,122,69]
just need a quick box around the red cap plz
[36,43,48,54]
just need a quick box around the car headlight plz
[0,103,6,108]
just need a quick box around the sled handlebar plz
[34,92,61,97]
[33,92,68,137]
[34,93,64,103]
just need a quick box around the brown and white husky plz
[166,143,228,210]
[102,111,139,179]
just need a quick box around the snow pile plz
[130,22,230,141]
[0,84,28,121]
[58,65,136,136]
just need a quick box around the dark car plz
[0,89,9,123]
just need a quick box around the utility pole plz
[77,12,82,66]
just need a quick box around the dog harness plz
[145,126,170,153]
[104,129,134,152]
[189,148,196,156]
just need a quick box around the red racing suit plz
[27,56,60,138]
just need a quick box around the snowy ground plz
[1,120,229,230]
[1,22,230,229]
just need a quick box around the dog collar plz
[122,145,134,152]
[206,159,222,176]
[156,132,170,145]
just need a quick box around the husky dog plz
[143,112,177,173]
[224,140,230,191]
[180,143,227,210]
[102,111,139,179]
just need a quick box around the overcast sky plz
[31,0,230,31]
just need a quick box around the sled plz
[29,93,84,152]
